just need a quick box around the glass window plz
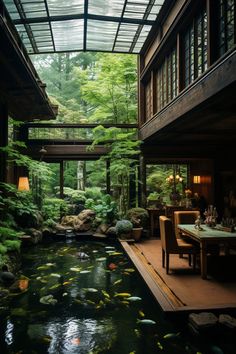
[183,7,208,88]
[218,0,235,57]
[156,46,178,112]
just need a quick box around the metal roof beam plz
[83,0,88,51]
[13,13,155,26]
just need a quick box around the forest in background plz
[31,52,138,196]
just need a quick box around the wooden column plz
[0,102,8,183]
[138,56,145,126]
[13,125,28,186]
[106,159,111,195]
[129,161,137,208]
[139,154,147,208]
[60,161,64,199]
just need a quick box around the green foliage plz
[86,160,106,188]
[0,226,22,254]
[3,240,21,252]
[85,194,118,224]
[146,165,188,204]
[84,187,103,200]
[115,220,133,235]
[0,244,7,255]
[81,53,137,124]
[0,226,23,241]
[31,53,138,200]
[0,183,39,227]
[0,143,53,184]
[62,187,86,203]
[42,198,68,222]
[89,125,141,216]
[147,192,160,201]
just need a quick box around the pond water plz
[0,239,235,354]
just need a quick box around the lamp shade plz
[193,176,201,184]
[18,177,30,191]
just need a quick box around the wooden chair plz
[159,216,199,274]
[174,211,200,239]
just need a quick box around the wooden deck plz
[120,239,236,313]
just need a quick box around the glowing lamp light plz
[18,177,30,191]
[193,176,201,184]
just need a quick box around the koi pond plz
[0,239,234,353]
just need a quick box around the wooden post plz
[60,161,64,199]
[129,161,137,208]
[138,56,145,126]
[139,154,146,208]
[0,102,8,183]
[106,159,111,195]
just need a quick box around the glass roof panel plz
[4,0,20,20]
[47,0,84,16]
[87,20,118,51]
[3,0,166,54]
[88,0,124,17]
[52,19,84,51]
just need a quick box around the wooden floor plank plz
[120,239,236,313]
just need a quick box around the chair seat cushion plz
[177,239,198,251]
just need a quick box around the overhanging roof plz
[3,0,165,54]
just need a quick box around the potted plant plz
[147,192,160,207]
[115,220,133,240]
[130,219,143,241]
[127,208,149,241]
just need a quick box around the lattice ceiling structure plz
[3,0,165,54]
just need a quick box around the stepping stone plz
[219,314,236,330]
[189,312,218,330]
[92,233,107,239]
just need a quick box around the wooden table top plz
[178,224,236,240]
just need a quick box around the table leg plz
[200,240,207,279]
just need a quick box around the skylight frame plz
[3,0,165,54]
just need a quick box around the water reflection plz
[0,240,233,354]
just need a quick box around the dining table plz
[178,224,236,279]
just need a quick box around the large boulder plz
[55,209,96,233]
[77,209,96,221]
[60,215,78,227]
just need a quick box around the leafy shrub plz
[0,182,39,228]
[0,244,7,255]
[126,207,149,228]
[115,220,133,235]
[60,187,86,204]
[3,240,21,252]
[85,194,118,224]
[0,226,22,254]
[42,198,68,222]
[84,187,103,200]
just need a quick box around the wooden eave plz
[0,12,56,121]
[139,49,236,156]
[26,144,109,161]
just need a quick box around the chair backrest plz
[159,216,179,252]
[174,211,200,238]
